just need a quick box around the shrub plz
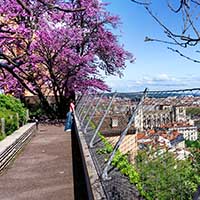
[0,94,27,136]
[0,94,26,125]
[0,108,18,135]
[97,132,145,197]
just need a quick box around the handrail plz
[73,113,106,200]
[0,123,36,172]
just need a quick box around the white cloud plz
[153,73,174,81]
[105,74,200,92]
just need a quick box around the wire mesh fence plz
[75,88,200,200]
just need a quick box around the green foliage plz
[0,108,18,135]
[186,107,200,117]
[0,94,26,124]
[93,120,200,199]
[97,132,145,198]
[135,150,200,200]
[190,148,200,177]
[0,94,27,137]
[96,133,113,154]
[89,120,97,130]
[111,150,142,193]
[186,140,200,149]
[28,101,46,119]
[88,117,200,199]
[185,135,200,175]
[0,134,6,141]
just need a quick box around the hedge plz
[0,94,27,138]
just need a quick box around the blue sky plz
[102,0,200,92]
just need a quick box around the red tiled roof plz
[148,129,156,134]
[137,133,146,140]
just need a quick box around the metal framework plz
[75,88,200,189]
[101,88,148,180]
[76,93,88,117]
[89,93,117,148]
[84,93,104,133]
[79,94,92,120]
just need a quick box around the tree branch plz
[167,0,185,13]
[37,0,85,13]
[131,0,200,63]
[16,0,32,15]
[0,53,20,68]
[167,47,200,63]
[144,36,178,45]
[191,0,200,6]
[0,63,37,95]
[131,0,151,5]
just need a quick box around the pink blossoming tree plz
[0,0,133,118]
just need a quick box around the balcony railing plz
[74,88,200,200]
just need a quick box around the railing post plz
[76,95,87,117]
[26,109,29,122]
[84,93,104,133]
[16,113,19,129]
[81,93,97,125]
[79,95,91,120]
[89,93,117,148]
[101,88,148,181]
[1,118,5,137]
[76,93,87,114]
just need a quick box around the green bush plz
[186,107,200,117]
[0,94,27,136]
[0,134,6,141]
[185,140,200,149]
[0,94,26,124]
[0,108,18,135]
[97,132,145,198]
[92,119,199,199]
[28,102,46,119]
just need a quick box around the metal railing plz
[75,88,200,200]
[0,123,36,172]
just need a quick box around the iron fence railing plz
[75,88,200,200]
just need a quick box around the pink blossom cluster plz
[0,0,133,99]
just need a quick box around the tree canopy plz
[136,150,200,200]
[0,0,133,118]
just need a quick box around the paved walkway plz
[0,125,74,200]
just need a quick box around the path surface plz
[0,124,74,200]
